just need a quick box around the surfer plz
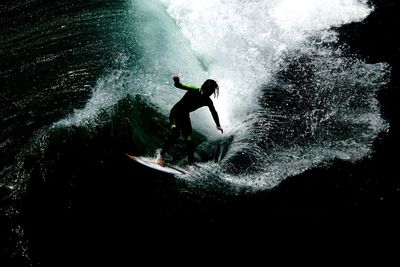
[155,76,223,166]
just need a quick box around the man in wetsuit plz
[155,76,223,166]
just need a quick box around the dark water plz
[1,0,399,265]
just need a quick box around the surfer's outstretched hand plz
[172,75,180,83]
[217,126,223,134]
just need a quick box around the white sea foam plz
[160,0,372,129]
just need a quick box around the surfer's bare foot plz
[155,156,164,167]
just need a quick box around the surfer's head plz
[201,79,219,98]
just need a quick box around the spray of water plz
[55,0,389,190]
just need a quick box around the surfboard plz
[126,154,188,176]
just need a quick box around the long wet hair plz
[201,79,219,98]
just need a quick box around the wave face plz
[0,0,391,263]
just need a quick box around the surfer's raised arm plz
[172,76,200,91]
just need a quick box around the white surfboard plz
[126,154,187,176]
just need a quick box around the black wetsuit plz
[161,82,221,164]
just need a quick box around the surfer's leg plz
[157,126,179,166]
[160,126,179,157]
[160,108,180,157]
[181,115,194,164]
[156,109,180,166]
[169,106,178,128]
